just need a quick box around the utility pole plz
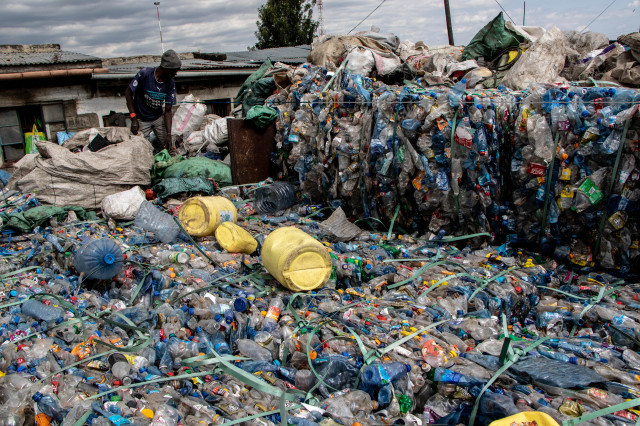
[154,2,165,54]
[318,0,325,35]
[444,0,454,46]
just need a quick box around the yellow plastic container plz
[489,412,560,426]
[179,196,237,237]
[261,227,332,291]
[215,222,258,254]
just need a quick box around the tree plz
[254,0,318,49]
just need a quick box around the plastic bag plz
[345,46,376,76]
[203,117,229,147]
[502,26,567,90]
[171,94,206,140]
[101,186,146,220]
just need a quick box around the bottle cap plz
[141,408,154,419]
[32,392,43,402]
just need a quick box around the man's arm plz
[125,86,139,135]
[164,105,173,151]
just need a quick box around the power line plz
[579,0,617,33]
[493,0,515,24]
[347,0,387,35]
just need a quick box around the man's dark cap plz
[160,49,181,70]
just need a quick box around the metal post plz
[154,2,165,54]
[523,1,526,25]
[444,0,454,46]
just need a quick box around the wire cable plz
[494,0,516,24]
[347,0,387,35]
[579,0,617,33]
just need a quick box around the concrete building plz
[0,44,309,164]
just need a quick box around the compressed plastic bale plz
[101,186,146,220]
[214,222,258,254]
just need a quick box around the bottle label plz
[608,212,626,230]
[527,163,546,177]
[560,167,571,181]
[436,116,449,131]
[588,388,608,400]
[266,305,281,322]
[619,170,630,184]
[579,178,603,205]
[214,342,230,353]
[108,415,132,425]
[288,134,300,143]
[219,211,233,223]
[558,120,571,131]
[454,128,472,149]
[613,315,626,325]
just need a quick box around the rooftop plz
[0,44,101,67]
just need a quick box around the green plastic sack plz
[161,157,232,186]
[235,59,274,112]
[246,105,278,130]
[0,206,97,233]
[461,12,526,62]
[152,149,185,180]
[240,77,277,115]
[153,177,216,200]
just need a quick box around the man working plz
[125,49,181,152]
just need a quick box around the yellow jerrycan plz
[489,412,560,426]
[261,227,332,291]
[215,222,258,254]
[178,196,237,237]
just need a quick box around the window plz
[0,109,25,162]
[205,98,231,117]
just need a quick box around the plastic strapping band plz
[128,269,151,306]
[469,336,551,425]
[468,267,518,301]
[172,216,222,268]
[539,131,561,243]
[387,205,400,241]
[595,113,634,255]
[363,319,447,365]
[220,405,303,426]
[204,343,306,426]
[562,397,640,426]
[385,259,469,290]
[451,111,464,223]
[72,408,94,426]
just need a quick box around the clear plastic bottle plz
[134,200,180,243]
[261,297,283,332]
[254,182,296,214]
[22,299,63,322]
[236,339,273,361]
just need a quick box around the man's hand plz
[130,118,139,135]
[165,134,173,152]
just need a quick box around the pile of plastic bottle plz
[268,63,640,273]
[1,193,640,426]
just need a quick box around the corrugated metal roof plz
[107,58,259,74]
[224,45,310,64]
[0,51,101,67]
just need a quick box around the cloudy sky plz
[0,0,638,58]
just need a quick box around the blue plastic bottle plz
[74,238,123,280]
[361,362,410,388]
[33,392,67,422]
